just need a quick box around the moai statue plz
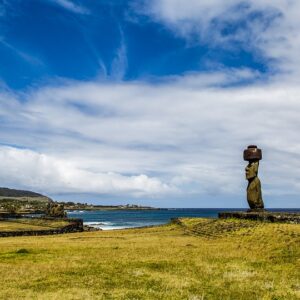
[243,145,264,210]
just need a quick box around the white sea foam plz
[84,221,139,230]
[84,222,103,225]
[84,221,119,230]
[101,226,131,231]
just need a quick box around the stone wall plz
[0,218,83,237]
[219,211,300,224]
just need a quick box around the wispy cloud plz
[0,39,44,66]
[51,0,89,15]
[137,1,300,76]
[110,27,128,80]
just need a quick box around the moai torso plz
[247,175,264,209]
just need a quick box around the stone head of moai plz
[243,145,264,210]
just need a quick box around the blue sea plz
[67,208,300,230]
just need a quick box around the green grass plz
[0,218,299,299]
[0,218,70,231]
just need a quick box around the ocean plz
[66,208,300,230]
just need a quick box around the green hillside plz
[0,187,52,214]
[0,187,50,198]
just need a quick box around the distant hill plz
[0,187,53,213]
[0,187,50,198]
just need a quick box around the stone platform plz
[218,211,300,224]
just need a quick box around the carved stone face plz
[245,161,258,180]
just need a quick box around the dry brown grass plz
[0,218,299,299]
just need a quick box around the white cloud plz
[1,70,300,206]
[0,146,174,197]
[138,0,300,76]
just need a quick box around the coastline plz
[65,207,162,211]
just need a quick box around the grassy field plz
[0,218,70,232]
[0,218,299,300]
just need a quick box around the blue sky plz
[1,0,269,89]
[0,0,300,208]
